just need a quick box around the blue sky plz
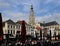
[0,0,60,23]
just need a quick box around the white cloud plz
[0,0,60,24]
[44,0,60,6]
[22,3,31,6]
[36,14,52,22]
[3,10,29,22]
[44,0,54,4]
[36,13,60,24]
[0,1,10,7]
[23,5,30,12]
[21,0,40,13]
[39,9,49,14]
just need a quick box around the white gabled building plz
[16,21,34,36]
[39,21,60,36]
[3,19,16,39]
[16,22,21,35]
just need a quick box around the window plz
[55,26,59,30]
[8,30,9,34]
[5,30,6,34]
[11,25,12,28]
[16,25,18,28]
[19,26,20,29]
[13,30,15,34]
[16,25,19,29]
[13,26,15,28]
[11,30,12,34]
[8,25,9,28]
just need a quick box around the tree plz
[0,13,3,46]
[21,20,26,43]
[50,30,51,41]
[40,29,42,40]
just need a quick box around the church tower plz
[29,5,35,26]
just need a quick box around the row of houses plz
[40,21,60,37]
[3,19,34,39]
[3,19,60,39]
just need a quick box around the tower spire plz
[31,5,33,9]
[30,5,33,12]
[29,5,35,26]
